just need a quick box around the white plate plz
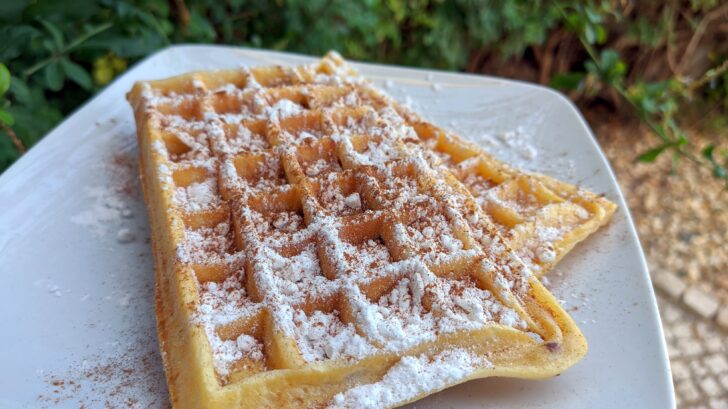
[0,46,674,408]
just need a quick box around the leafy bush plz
[1,0,726,181]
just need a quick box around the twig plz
[174,0,191,31]
[2,125,25,155]
[565,11,716,173]
[665,0,679,75]
[676,2,728,76]
[23,22,113,78]
[537,28,565,84]
[687,59,728,93]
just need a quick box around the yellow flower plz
[93,53,128,85]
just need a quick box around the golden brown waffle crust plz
[127,52,599,409]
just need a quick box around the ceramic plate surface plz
[0,46,674,408]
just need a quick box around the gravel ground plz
[594,119,728,407]
[595,121,727,305]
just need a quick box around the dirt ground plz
[592,118,728,305]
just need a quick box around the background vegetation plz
[1,0,727,183]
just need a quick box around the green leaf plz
[550,72,585,90]
[675,132,688,148]
[0,109,13,126]
[601,49,619,70]
[584,24,596,44]
[186,10,216,42]
[585,8,602,24]
[38,18,64,51]
[44,62,64,91]
[0,0,28,21]
[564,13,581,32]
[9,78,32,105]
[637,144,668,163]
[0,63,10,96]
[0,25,40,60]
[701,144,715,161]
[81,33,165,58]
[595,25,607,44]
[61,58,92,90]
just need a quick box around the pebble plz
[716,307,728,330]
[598,126,728,316]
[683,287,720,319]
[653,270,687,299]
[698,376,722,397]
[704,354,728,374]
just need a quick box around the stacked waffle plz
[127,52,615,409]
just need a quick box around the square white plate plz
[0,46,674,408]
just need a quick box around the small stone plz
[676,379,700,402]
[679,338,704,356]
[661,302,682,323]
[691,360,710,377]
[644,192,658,210]
[672,322,692,339]
[705,337,726,353]
[717,275,728,292]
[653,271,687,299]
[699,376,722,397]
[671,361,690,380]
[668,342,680,359]
[687,263,701,281]
[720,373,728,390]
[709,398,728,409]
[716,307,728,330]
[683,287,720,319]
[705,354,728,374]
[116,228,136,243]
[696,321,712,338]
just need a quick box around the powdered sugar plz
[135,54,545,386]
[196,271,264,376]
[328,348,489,409]
[207,331,264,377]
[252,243,337,305]
[173,178,220,211]
[405,211,465,264]
[263,99,303,121]
[343,192,361,210]
[287,309,376,362]
[197,271,258,327]
[176,222,232,264]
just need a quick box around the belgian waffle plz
[127,53,590,408]
[272,53,617,276]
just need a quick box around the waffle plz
[270,54,617,276]
[127,53,590,409]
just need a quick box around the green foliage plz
[554,2,728,187]
[0,0,726,184]
[0,63,13,126]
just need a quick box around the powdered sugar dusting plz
[287,309,376,362]
[173,178,221,211]
[132,53,550,388]
[328,348,489,409]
